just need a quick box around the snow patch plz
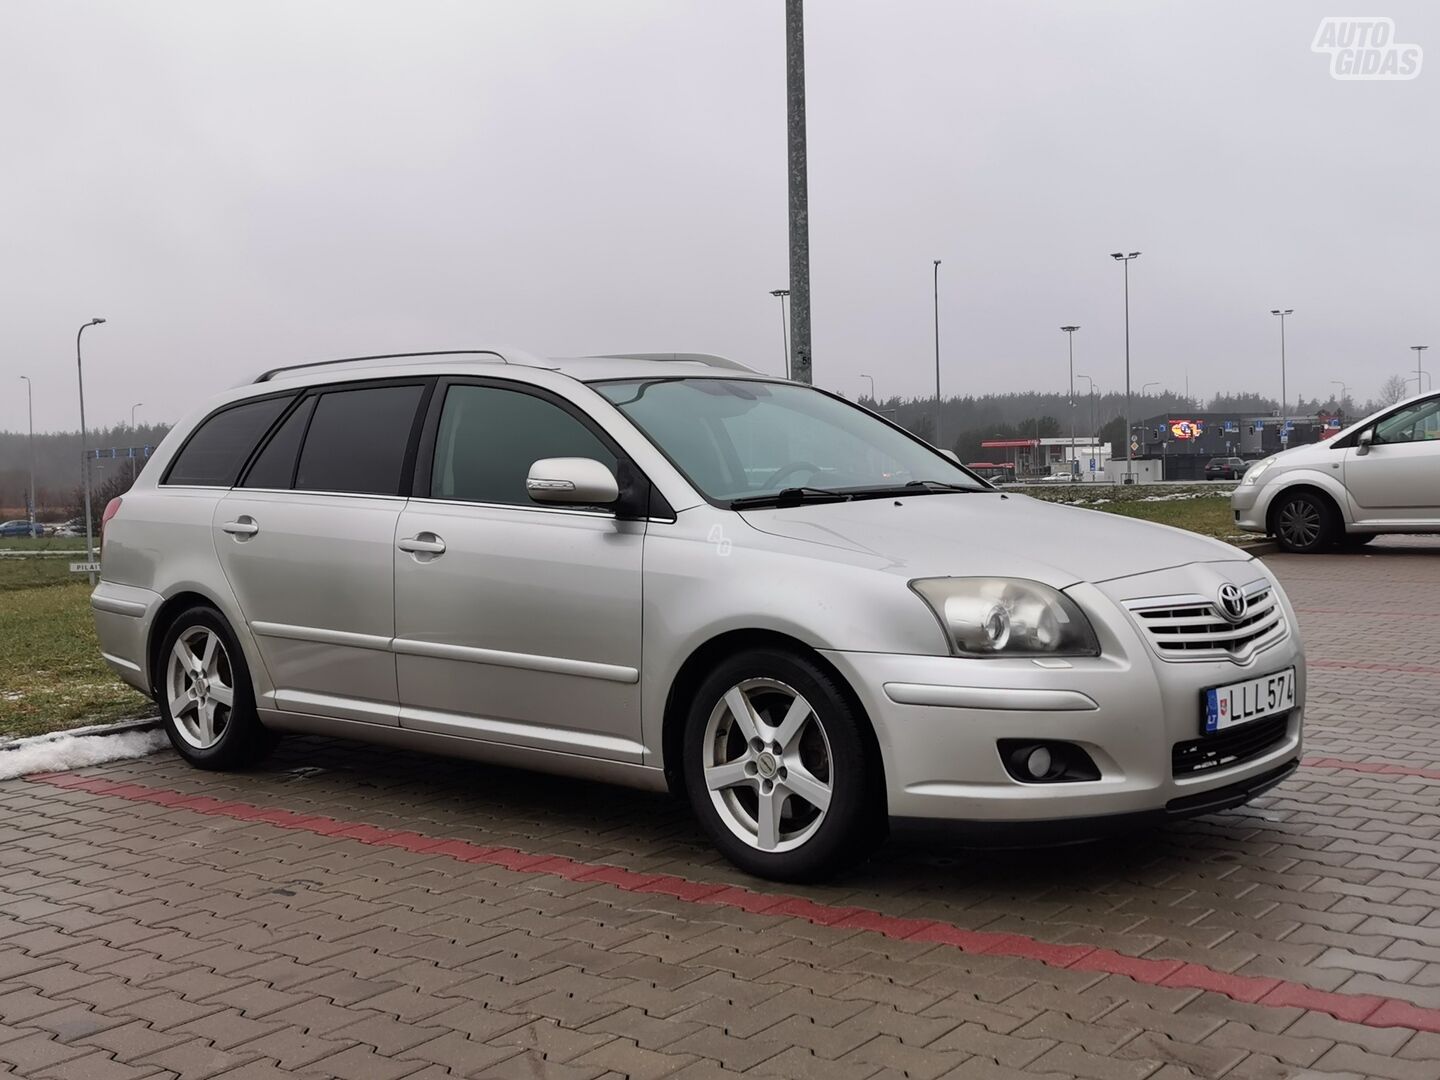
[0,727,168,782]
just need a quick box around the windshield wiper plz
[839,480,987,500]
[903,480,985,492]
[729,486,853,510]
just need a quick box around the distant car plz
[51,519,86,538]
[1204,457,1248,481]
[0,519,42,538]
[1233,391,1440,552]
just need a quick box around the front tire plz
[682,648,884,882]
[156,606,275,770]
[1271,491,1337,554]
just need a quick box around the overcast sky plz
[2,1,1436,433]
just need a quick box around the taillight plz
[100,497,123,552]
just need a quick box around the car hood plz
[738,492,1246,587]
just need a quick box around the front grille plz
[1172,714,1291,777]
[1128,584,1286,662]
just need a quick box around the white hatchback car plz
[1232,391,1440,552]
[94,349,1305,880]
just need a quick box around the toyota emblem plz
[1217,583,1248,622]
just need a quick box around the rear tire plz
[1271,491,1337,554]
[682,648,885,882]
[155,606,276,770]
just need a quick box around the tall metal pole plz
[76,317,106,585]
[785,0,811,385]
[1061,327,1080,479]
[933,259,942,450]
[860,373,875,401]
[20,376,36,535]
[1413,345,1430,395]
[1270,309,1293,415]
[769,290,790,378]
[1111,252,1140,482]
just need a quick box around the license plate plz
[1203,668,1296,734]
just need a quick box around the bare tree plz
[1378,374,1410,406]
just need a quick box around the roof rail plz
[594,352,758,374]
[253,349,512,384]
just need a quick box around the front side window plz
[165,395,294,487]
[1373,397,1440,445]
[294,385,425,495]
[595,378,985,505]
[429,384,617,506]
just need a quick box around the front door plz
[1344,395,1440,524]
[393,380,645,761]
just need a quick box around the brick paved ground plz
[3,539,1440,1079]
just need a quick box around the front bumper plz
[1230,483,1269,533]
[821,567,1305,824]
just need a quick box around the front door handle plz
[222,517,259,538]
[397,533,446,556]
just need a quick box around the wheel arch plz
[1264,480,1346,537]
[146,586,261,697]
[659,628,886,808]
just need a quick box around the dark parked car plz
[0,519,42,538]
[1204,456,1248,480]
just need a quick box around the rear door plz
[392,378,646,761]
[214,379,431,725]
[1343,395,1440,524]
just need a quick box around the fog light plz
[998,739,1102,784]
[1025,746,1052,779]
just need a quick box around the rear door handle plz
[397,533,446,555]
[222,518,259,537]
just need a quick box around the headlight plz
[1243,460,1273,486]
[911,578,1100,658]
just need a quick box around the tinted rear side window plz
[242,396,316,489]
[165,396,293,486]
[294,385,425,495]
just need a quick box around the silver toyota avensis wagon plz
[94,349,1305,880]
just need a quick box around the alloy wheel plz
[702,678,834,853]
[165,626,235,750]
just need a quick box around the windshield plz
[594,378,988,505]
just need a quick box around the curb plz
[0,716,162,753]
[1238,539,1280,556]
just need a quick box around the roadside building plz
[978,437,1111,480]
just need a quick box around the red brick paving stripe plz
[23,770,1440,1034]
[1303,756,1440,781]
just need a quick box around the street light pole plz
[769,290,790,378]
[933,259,942,450]
[130,403,144,481]
[1412,345,1430,395]
[19,376,36,535]
[860,373,875,401]
[1142,381,1160,396]
[1110,252,1140,482]
[76,317,106,585]
[1270,309,1293,415]
[785,0,812,385]
[1061,326,1080,480]
[1330,380,1349,410]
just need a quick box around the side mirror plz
[1356,429,1373,456]
[526,457,620,506]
